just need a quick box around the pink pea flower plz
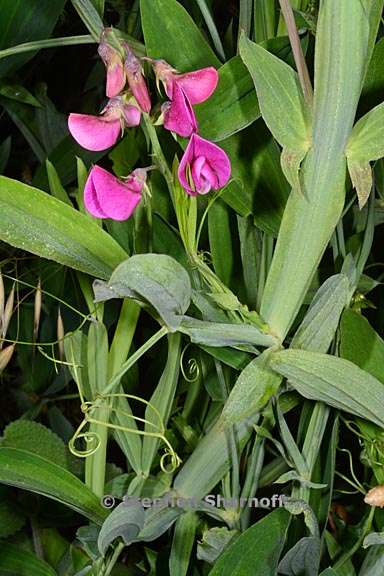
[124,48,151,113]
[68,97,141,152]
[84,165,146,220]
[153,60,219,104]
[98,35,126,98]
[163,82,198,138]
[178,134,231,196]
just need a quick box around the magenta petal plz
[175,67,219,104]
[178,134,231,196]
[178,137,196,195]
[68,113,121,151]
[191,134,231,189]
[106,62,126,98]
[84,169,108,218]
[163,83,198,138]
[90,165,142,221]
[122,104,141,127]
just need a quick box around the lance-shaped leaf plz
[0,544,56,576]
[0,448,108,525]
[221,351,282,426]
[94,254,191,330]
[179,317,276,348]
[270,350,384,427]
[239,33,311,192]
[0,176,127,279]
[346,101,384,208]
[291,274,350,353]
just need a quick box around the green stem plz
[142,114,174,193]
[0,35,95,60]
[104,325,169,395]
[333,506,375,569]
[103,541,125,576]
[278,0,313,105]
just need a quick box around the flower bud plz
[124,48,151,113]
[364,485,384,508]
[98,29,126,98]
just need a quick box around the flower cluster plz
[67,29,231,221]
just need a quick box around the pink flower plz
[98,40,125,98]
[124,48,151,113]
[163,82,198,138]
[178,134,231,196]
[84,165,145,220]
[68,97,141,151]
[153,60,219,104]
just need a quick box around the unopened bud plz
[124,48,151,113]
[0,344,15,373]
[364,485,384,508]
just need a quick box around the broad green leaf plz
[197,527,238,564]
[0,499,25,538]
[140,0,220,70]
[208,508,290,575]
[94,254,191,330]
[169,511,198,576]
[221,351,281,426]
[362,37,384,109]
[260,0,371,339]
[197,56,260,142]
[340,309,384,384]
[98,501,145,555]
[0,0,66,77]
[363,532,384,548]
[0,543,56,576]
[179,317,276,348]
[0,448,108,524]
[0,176,127,279]
[346,102,384,207]
[291,274,350,352]
[239,33,311,190]
[278,536,320,576]
[359,542,384,575]
[270,350,384,427]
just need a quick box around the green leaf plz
[98,501,145,555]
[0,0,66,77]
[140,0,220,70]
[0,543,56,576]
[291,274,350,352]
[221,122,289,236]
[94,254,191,330]
[0,35,95,61]
[221,351,281,426]
[0,448,108,524]
[363,532,384,549]
[71,0,104,40]
[1,419,68,469]
[208,508,290,575]
[270,350,384,427]
[340,309,384,384]
[278,536,320,576]
[169,511,198,576]
[197,527,238,564]
[46,159,72,205]
[0,176,127,279]
[0,82,41,107]
[208,199,234,285]
[346,102,384,207]
[0,499,25,538]
[179,317,276,348]
[197,56,260,142]
[239,33,311,190]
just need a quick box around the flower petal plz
[178,136,196,195]
[84,169,109,218]
[106,62,126,98]
[68,113,121,151]
[125,50,151,113]
[192,134,231,188]
[90,165,142,221]
[163,83,198,138]
[175,67,219,104]
[122,104,142,127]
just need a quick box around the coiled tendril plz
[180,344,200,383]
